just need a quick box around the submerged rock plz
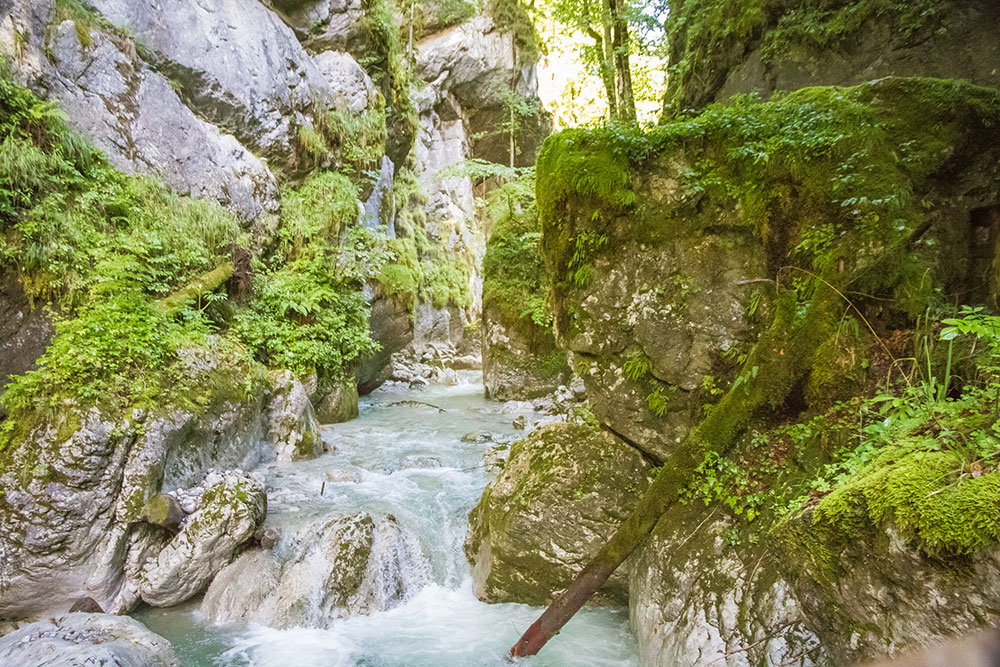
[201,512,429,628]
[0,613,178,666]
[139,472,266,608]
[465,422,652,605]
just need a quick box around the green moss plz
[662,0,949,116]
[278,171,360,260]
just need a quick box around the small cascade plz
[135,376,639,666]
[201,513,430,629]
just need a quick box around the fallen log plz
[510,287,841,657]
[157,262,234,312]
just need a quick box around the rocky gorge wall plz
[0,0,544,632]
[467,39,1000,667]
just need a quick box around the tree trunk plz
[583,0,617,120]
[509,287,842,657]
[609,0,636,122]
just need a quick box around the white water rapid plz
[134,373,639,666]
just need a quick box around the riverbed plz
[134,373,639,666]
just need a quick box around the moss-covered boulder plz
[536,76,1000,661]
[465,422,652,604]
[482,211,570,400]
[314,375,360,424]
[661,0,1000,117]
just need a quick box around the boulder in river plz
[0,612,179,666]
[139,472,266,607]
[201,512,430,628]
[465,422,652,605]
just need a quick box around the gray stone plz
[629,505,821,666]
[465,422,651,605]
[5,8,279,221]
[0,269,54,419]
[359,155,397,238]
[90,0,337,171]
[0,613,179,666]
[313,50,377,113]
[274,0,370,55]
[266,371,324,462]
[201,513,429,628]
[139,471,266,607]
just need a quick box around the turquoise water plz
[135,374,639,666]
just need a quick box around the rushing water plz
[135,373,639,666]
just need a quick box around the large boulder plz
[90,0,338,171]
[465,422,652,605]
[0,613,178,666]
[201,512,429,627]
[3,2,279,221]
[357,294,414,395]
[629,504,822,666]
[139,471,266,607]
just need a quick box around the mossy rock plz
[465,422,652,605]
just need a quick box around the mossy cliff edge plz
[522,77,1000,662]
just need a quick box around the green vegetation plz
[234,251,376,378]
[0,70,381,456]
[662,0,948,115]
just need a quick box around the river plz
[134,372,639,666]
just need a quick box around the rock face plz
[0,270,53,419]
[90,0,336,172]
[313,50,378,113]
[266,371,324,462]
[465,422,651,605]
[201,512,429,628]
[3,0,279,222]
[275,0,370,55]
[314,377,360,424]
[548,150,767,461]
[139,472,265,607]
[0,354,309,620]
[482,303,569,400]
[0,613,179,666]
[629,505,822,666]
[662,0,1000,115]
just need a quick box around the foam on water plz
[135,373,639,666]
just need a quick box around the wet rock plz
[357,295,414,395]
[254,526,280,550]
[0,613,179,666]
[201,513,429,628]
[267,371,324,461]
[466,422,652,605]
[325,469,360,483]
[139,472,266,607]
[68,597,105,614]
[315,376,360,424]
[511,415,526,430]
[462,431,495,444]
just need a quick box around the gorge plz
[1,0,1000,665]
